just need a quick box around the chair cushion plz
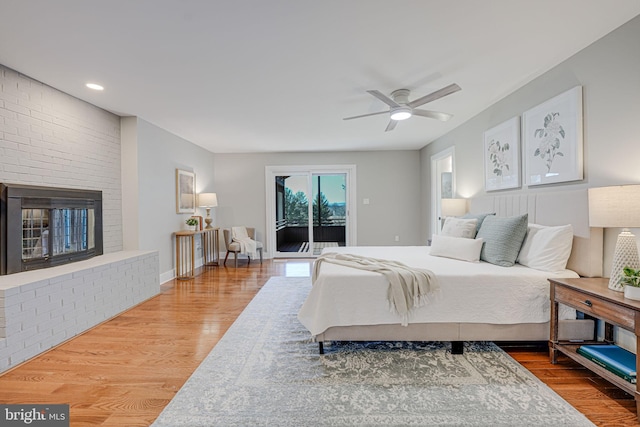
[228,241,262,252]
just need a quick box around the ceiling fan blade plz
[412,109,453,121]
[407,83,461,108]
[385,120,398,132]
[343,110,389,121]
[367,90,401,108]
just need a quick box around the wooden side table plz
[549,277,640,420]
[174,228,219,280]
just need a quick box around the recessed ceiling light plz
[86,83,104,91]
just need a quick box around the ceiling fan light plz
[390,106,412,121]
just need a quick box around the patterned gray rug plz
[152,276,594,427]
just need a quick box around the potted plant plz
[185,217,199,231]
[621,266,640,300]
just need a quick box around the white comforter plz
[298,246,579,336]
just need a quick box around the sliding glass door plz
[266,165,356,258]
[275,173,312,255]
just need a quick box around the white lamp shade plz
[588,185,640,291]
[198,193,218,208]
[588,185,640,228]
[441,198,467,217]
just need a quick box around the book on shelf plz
[577,344,636,384]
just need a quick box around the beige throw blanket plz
[313,252,440,326]
[232,226,257,259]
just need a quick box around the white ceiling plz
[1,1,639,154]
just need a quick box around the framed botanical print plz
[176,169,196,214]
[483,116,521,191]
[523,86,583,186]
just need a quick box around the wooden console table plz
[549,277,640,420]
[174,228,220,280]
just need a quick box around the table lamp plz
[588,185,640,291]
[198,193,218,229]
[441,198,467,217]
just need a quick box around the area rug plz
[152,277,594,427]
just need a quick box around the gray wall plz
[213,150,422,252]
[122,117,216,280]
[420,15,640,247]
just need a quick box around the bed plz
[298,189,603,354]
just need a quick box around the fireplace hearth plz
[0,183,103,275]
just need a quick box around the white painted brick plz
[0,251,159,373]
[10,287,35,301]
[1,65,122,252]
[19,280,50,294]
[9,342,41,366]
[24,328,52,349]
[20,294,48,312]
[35,298,61,316]
[60,277,84,290]
[0,120,18,135]
[40,331,66,351]
[34,281,62,298]
[4,321,20,336]
[3,131,30,145]
[0,138,19,150]
[7,305,36,325]
[44,313,63,333]
[76,270,102,282]
[6,325,37,349]
[0,106,17,120]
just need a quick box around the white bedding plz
[298,246,579,336]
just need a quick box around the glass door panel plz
[275,174,311,255]
[311,174,346,255]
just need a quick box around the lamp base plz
[204,207,212,229]
[609,230,640,291]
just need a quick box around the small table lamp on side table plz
[198,192,218,229]
[588,185,640,291]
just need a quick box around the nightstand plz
[549,277,640,420]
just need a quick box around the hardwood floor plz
[0,259,637,426]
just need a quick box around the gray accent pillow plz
[476,213,528,267]
[461,212,496,233]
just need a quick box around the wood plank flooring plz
[0,259,637,426]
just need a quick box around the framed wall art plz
[523,86,583,186]
[176,169,196,214]
[483,116,521,191]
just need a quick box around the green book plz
[577,345,636,384]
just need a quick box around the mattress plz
[298,246,579,336]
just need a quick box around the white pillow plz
[429,234,483,262]
[441,217,478,239]
[517,224,573,272]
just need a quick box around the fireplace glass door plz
[22,208,95,262]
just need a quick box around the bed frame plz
[314,189,602,354]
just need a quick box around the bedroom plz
[1,1,640,425]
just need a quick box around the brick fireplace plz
[0,183,103,275]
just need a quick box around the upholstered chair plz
[223,227,263,267]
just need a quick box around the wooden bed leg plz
[451,341,464,354]
[318,341,324,355]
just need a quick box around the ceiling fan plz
[343,83,461,132]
